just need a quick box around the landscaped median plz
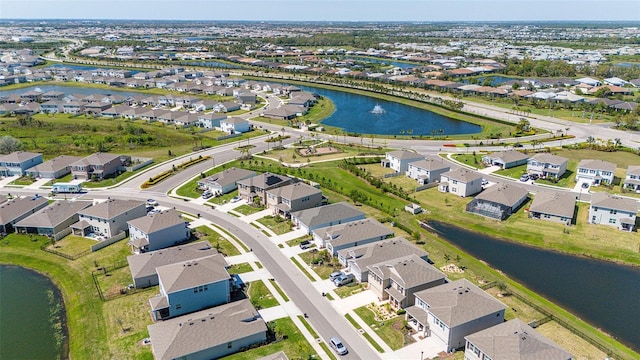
[141,155,211,189]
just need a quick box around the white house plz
[383,150,424,173]
[127,209,190,253]
[312,218,393,252]
[72,199,146,239]
[220,117,250,134]
[290,202,365,235]
[439,168,483,197]
[407,156,450,185]
[589,192,637,232]
[576,159,616,185]
[622,165,640,191]
[527,153,568,180]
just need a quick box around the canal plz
[427,221,640,352]
[0,265,67,360]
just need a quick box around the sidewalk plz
[345,309,394,353]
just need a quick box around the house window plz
[175,304,181,309]
[227,342,233,349]
[609,218,616,224]
[610,210,617,215]
[482,355,492,360]
[452,180,458,185]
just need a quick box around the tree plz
[0,136,23,154]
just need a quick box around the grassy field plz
[285,235,313,248]
[298,250,340,279]
[193,226,241,257]
[353,306,407,350]
[334,283,368,299]
[344,313,385,352]
[48,234,95,257]
[247,280,279,309]
[451,153,488,169]
[233,204,264,215]
[227,262,254,275]
[256,216,293,235]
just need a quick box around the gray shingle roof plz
[237,172,291,189]
[368,253,446,288]
[127,209,186,234]
[156,254,229,293]
[408,156,450,171]
[414,279,506,328]
[71,152,121,167]
[590,192,638,213]
[78,199,145,220]
[529,153,568,166]
[147,299,266,360]
[266,182,321,200]
[127,241,216,281]
[25,155,82,174]
[315,218,394,248]
[486,150,529,163]
[0,151,41,164]
[203,167,256,188]
[387,150,424,161]
[577,159,616,172]
[291,202,364,229]
[0,196,49,224]
[529,191,576,219]
[627,165,640,176]
[441,168,482,183]
[338,236,427,271]
[15,200,91,228]
[475,183,529,207]
[465,319,572,360]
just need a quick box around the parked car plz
[231,196,242,203]
[519,174,530,182]
[202,191,213,199]
[333,273,355,287]
[481,178,489,186]
[329,271,344,281]
[299,240,312,249]
[529,173,539,180]
[147,199,159,206]
[330,337,348,355]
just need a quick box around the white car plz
[230,196,242,203]
[146,199,159,206]
[330,337,348,355]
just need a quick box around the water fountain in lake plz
[370,104,386,114]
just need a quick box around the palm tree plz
[586,136,595,148]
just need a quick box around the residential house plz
[290,202,365,234]
[197,113,227,129]
[14,200,92,240]
[237,173,294,205]
[25,155,82,179]
[383,150,424,173]
[482,150,529,169]
[262,107,298,120]
[266,182,323,217]
[466,183,529,221]
[0,151,43,176]
[147,299,267,360]
[127,241,216,288]
[529,191,576,226]
[313,218,394,254]
[40,100,63,114]
[406,279,506,352]
[439,168,483,197]
[220,117,251,134]
[128,209,190,253]
[0,196,49,233]
[337,236,428,282]
[197,167,256,195]
[368,254,446,309]
[70,152,123,180]
[464,319,572,360]
[622,166,640,191]
[407,156,450,185]
[62,101,84,114]
[527,153,568,180]
[589,192,638,232]
[72,199,146,238]
[149,254,232,321]
[576,159,616,185]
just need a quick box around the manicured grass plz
[261,143,385,164]
[452,153,487,169]
[536,321,608,360]
[285,235,313,248]
[247,280,279,309]
[334,283,368,299]
[494,163,528,178]
[48,234,95,257]
[193,226,241,256]
[256,216,292,235]
[319,342,338,360]
[297,315,319,338]
[298,250,340,279]
[485,287,545,323]
[220,317,317,360]
[268,279,289,302]
[290,256,316,281]
[324,292,335,300]
[93,266,135,300]
[345,313,385,353]
[9,176,36,185]
[353,306,405,350]
[227,262,254,275]
[234,204,264,215]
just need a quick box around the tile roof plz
[14,200,91,229]
[465,318,572,360]
[147,299,266,360]
[71,152,121,167]
[529,191,576,219]
[590,192,638,213]
[202,167,256,188]
[78,199,145,220]
[156,254,229,293]
[237,172,291,189]
[26,155,82,174]
[128,209,186,234]
[475,183,529,208]
[315,218,394,248]
[127,241,216,281]
[414,279,506,328]
[626,165,640,176]
[0,151,41,163]
[290,202,364,229]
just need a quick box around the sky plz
[1,0,639,22]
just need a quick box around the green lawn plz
[290,256,316,281]
[48,234,95,257]
[220,318,317,360]
[227,262,254,275]
[9,176,36,185]
[256,216,292,235]
[353,306,408,350]
[193,226,241,256]
[451,153,487,169]
[298,250,340,279]
[234,204,264,216]
[344,313,385,353]
[285,235,313,248]
[268,279,289,302]
[494,163,528,178]
[334,282,368,299]
[247,280,279,309]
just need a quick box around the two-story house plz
[439,168,483,197]
[406,156,450,185]
[314,218,394,254]
[220,117,251,134]
[0,151,43,176]
[526,153,568,180]
[406,279,506,353]
[237,173,294,205]
[70,152,124,180]
[290,202,365,235]
[464,319,572,360]
[382,150,424,174]
[197,167,256,195]
[72,199,146,238]
[576,159,616,185]
[622,165,640,191]
[149,254,232,321]
[589,192,638,232]
[367,254,447,309]
[266,182,323,217]
[128,209,190,253]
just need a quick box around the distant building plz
[589,192,637,232]
[482,150,529,169]
[439,168,483,197]
[407,156,450,185]
[383,150,424,173]
[197,167,256,195]
[290,202,365,235]
[266,182,323,217]
[622,166,640,191]
[127,209,190,253]
[529,191,576,226]
[576,159,616,185]
[526,153,568,180]
[466,183,529,221]
[0,151,43,176]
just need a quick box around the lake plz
[297,84,482,136]
[0,265,67,360]
[427,221,640,352]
